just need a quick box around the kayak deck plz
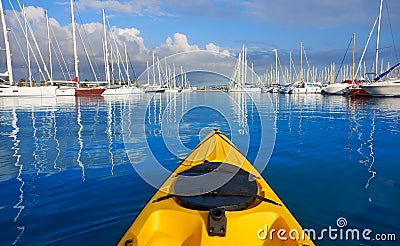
[119,130,314,246]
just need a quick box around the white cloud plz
[2,5,235,82]
[2,6,152,81]
[154,33,231,58]
[155,33,199,55]
[206,43,219,52]
[23,6,46,23]
[206,43,230,56]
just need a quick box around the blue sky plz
[1,0,400,82]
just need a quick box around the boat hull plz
[144,88,165,93]
[56,87,76,96]
[75,87,106,96]
[0,85,57,97]
[349,87,370,97]
[290,87,321,94]
[361,81,400,96]
[164,88,182,93]
[102,87,144,96]
[321,83,349,95]
[229,87,261,93]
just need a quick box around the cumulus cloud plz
[23,6,46,23]
[154,33,199,55]
[137,34,236,85]
[206,43,230,56]
[2,5,152,81]
[153,33,231,58]
[1,5,236,82]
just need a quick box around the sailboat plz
[288,42,322,94]
[360,0,400,97]
[43,9,75,96]
[0,1,58,97]
[164,64,182,93]
[322,34,357,95]
[68,0,105,96]
[361,66,400,96]
[101,10,143,96]
[143,54,165,93]
[229,45,261,93]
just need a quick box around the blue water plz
[0,93,399,245]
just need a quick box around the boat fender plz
[207,207,226,237]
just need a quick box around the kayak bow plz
[118,129,314,246]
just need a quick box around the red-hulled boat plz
[344,80,371,97]
[71,78,106,96]
[349,86,371,97]
[75,87,106,96]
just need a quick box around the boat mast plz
[251,62,254,84]
[352,32,356,82]
[180,66,184,88]
[45,9,53,81]
[146,60,149,85]
[274,49,278,84]
[157,56,161,87]
[102,9,110,85]
[125,42,130,86]
[22,4,32,86]
[241,45,245,87]
[289,51,292,82]
[71,0,79,83]
[244,46,247,86]
[152,52,155,86]
[172,64,176,89]
[375,0,383,76]
[0,0,13,84]
[300,42,303,82]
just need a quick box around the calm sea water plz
[0,93,399,245]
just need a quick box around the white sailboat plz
[288,42,322,94]
[101,10,143,96]
[101,10,142,96]
[361,77,400,96]
[144,54,165,93]
[41,9,75,96]
[0,1,58,97]
[361,0,400,97]
[68,0,105,96]
[229,45,261,93]
[321,81,352,95]
[44,9,75,96]
[164,64,181,93]
[321,33,357,95]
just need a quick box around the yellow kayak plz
[118,129,314,246]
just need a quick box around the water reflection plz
[76,101,85,181]
[0,93,398,244]
[106,99,115,175]
[365,110,376,190]
[10,108,24,245]
[51,109,61,172]
[0,96,138,244]
[344,97,400,201]
[231,92,249,135]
